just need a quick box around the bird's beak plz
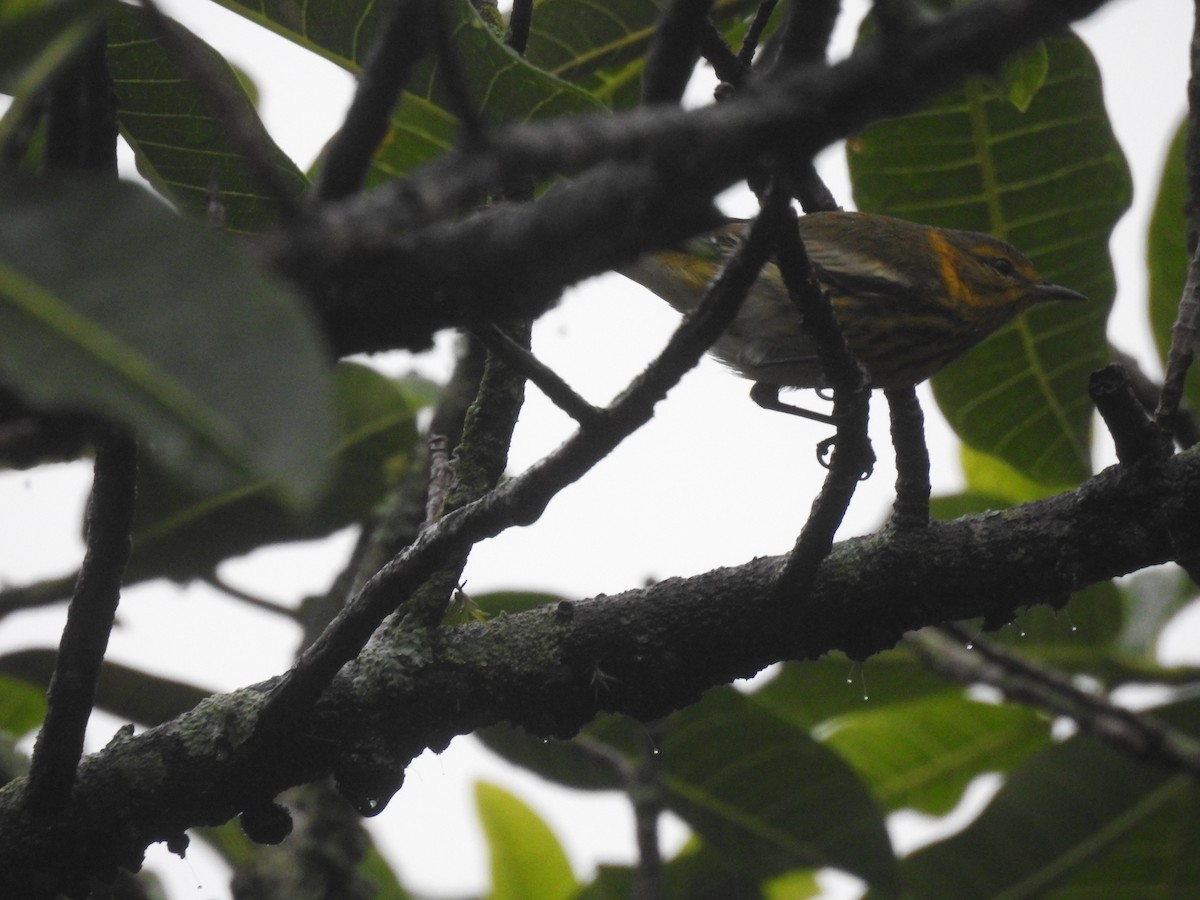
[1033,282,1088,303]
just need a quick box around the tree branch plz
[642,0,715,105]
[885,387,931,529]
[5,443,1200,895]
[272,0,1112,358]
[238,190,790,791]
[914,626,1200,775]
[23,430,137,817]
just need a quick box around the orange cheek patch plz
[927,230,967,307]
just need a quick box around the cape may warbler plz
[621,212,1085,409]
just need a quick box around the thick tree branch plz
[5,444,1200,896]
[269,0,1111,358]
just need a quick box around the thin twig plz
[916,625,1200,776]
[642,0,716,105]
[471,324,603,428]
[1089,365,1171,466]
[699,21,746,86]
[24,430,137,815]
[203,573,300,620]
[506,0,534,54]
[402,325,531,628]
[1110,344,1200,448]
[762,0,841,71]
[422,434,455,530]
[313,0,439,201]
[739,0,779,66]
[630,723,666,900]
[1184,0,1200,252]
[428,0,486,147]
[1155,240,1200,428]
[885,386,930,529]
[769,205,873,610]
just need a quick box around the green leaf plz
[0,650,209,725]
[475,781,578,900]
[476,715,635,792]
[0,174,334,501]
[997,41,1049,113]
[849,32,1130,486]
[106,5,309,234]
[1114,565,1197,660]
[990,579,1125,651]
[524,0,764,110]
[358,843,415,900]
[214,0,605,184]
[661,687,900,891]
[823,694,1049,815]
[1148,119,1193,400]
[764,868,823,899]
[378,0,608,182]
[1045,786,1200,898]
[894,699,1200,899]
[752,652,957,731]
[0,673,48,738]
[122,362,416,585]
[959,443,1071,504]
[473,590,568,617]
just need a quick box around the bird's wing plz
[800,235,924,303]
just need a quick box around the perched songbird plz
[620,212,1086,416]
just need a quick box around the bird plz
[619,211,1086,420]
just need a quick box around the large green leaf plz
[475,781,578,900]
[523,0,764,110]
[481,682,899,890]
[106,4,309,234]
[122,362,417,585]
[0,650,208,726]
[823,694,1049,815]
[476,714,640,792]
[893,699,1200,899]
[214,0,605,183]
[661,687,899,891]
[752,652,958,730]
[0,174,333,500]
[849,32,1129,485]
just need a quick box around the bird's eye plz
[989,257,1017,277]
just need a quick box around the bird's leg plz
[749,382,837,425]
